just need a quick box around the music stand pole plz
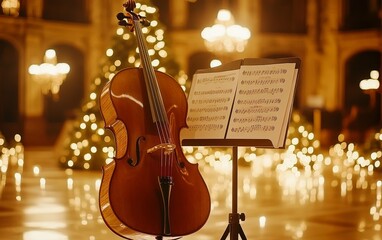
[221,146,247,240]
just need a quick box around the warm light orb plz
[106,49,114,57]
[45,49,56,59]
[370,70,379,80]
[217,9,231,21]
[210,59,222,68]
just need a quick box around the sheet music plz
[181,57,300,148]
[181,69,239,139]
[225,63,297,147]
[277,69,299,147]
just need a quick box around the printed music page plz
[181,57,300,148]
[181,68,239,140]
[226,62,298,148]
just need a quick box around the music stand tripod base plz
[220,146,247,240]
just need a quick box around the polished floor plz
[1,147,381,240]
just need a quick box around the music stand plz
[182,57,301,239]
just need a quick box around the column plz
[25,33,44,117]
[169,0,188,29]
[26,0,43,18]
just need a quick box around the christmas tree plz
[59,1,188,170]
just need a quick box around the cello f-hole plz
[127,136,145,167]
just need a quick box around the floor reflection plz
[0,144,382,239]
[23,230,68,240]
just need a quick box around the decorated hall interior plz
[1,0,382,239]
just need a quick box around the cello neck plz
[133,19,168,125]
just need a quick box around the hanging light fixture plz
[201,8,251,53]
[1,0,20,16]
[28,49,70,97]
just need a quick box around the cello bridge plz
[147,143,176,155]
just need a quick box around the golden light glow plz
[1,0,20,16]
[360,70,380,90]
[106,48,115,57]
[29,49,70,96]
[201,9,251,53]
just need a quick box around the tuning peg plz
[118,20,132,27]
[116,12,133,27]
[140,18,151,27]
[117,12,128,20]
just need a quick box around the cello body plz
[99,68,211,239]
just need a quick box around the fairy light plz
[67,178,73,190]
[40,177,46,190]
[123,34,130,40]
[106,49,113,57]
[116,28,124,35]
[33,166,40,176]
[151,20,158,27]
[259,216,266,228]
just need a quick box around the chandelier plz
[28,49,70,97]
[201,9,251,53]
[1,0,20,16]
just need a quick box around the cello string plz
[134,19,173,177]
[134,20,168,141]
[135,20,169,139]
[139,24,172,141]
[134,20,165,171]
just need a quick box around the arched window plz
[344,51,380,125]
[341,0,380,31]
[260,0,307,33]
[0,40,20,140]
[44,45,85,122]
[42,0,88,23]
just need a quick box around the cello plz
[98,1,211,239]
